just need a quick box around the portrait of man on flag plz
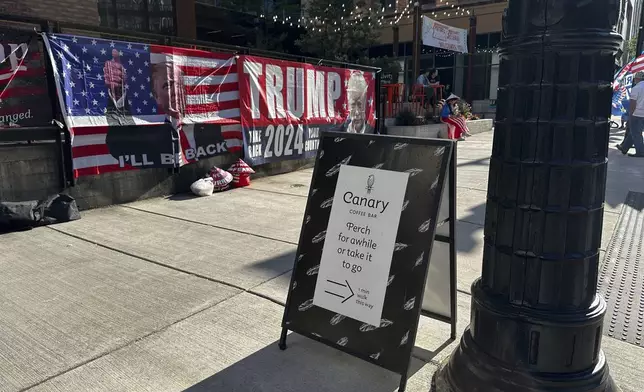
[331,70,374,134]
[43,33,242,177]
[103,48,130,114]
[346,71,370,134]
[150,60,185,120]
[148,53,238,164]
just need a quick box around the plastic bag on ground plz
[190,177,215,197]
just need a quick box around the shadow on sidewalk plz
[183,333,435,392]
[457,157,490,169]
[243,250,298,281]
[454,202,486,255]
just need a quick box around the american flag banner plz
[611,53,644,117]
[0,28,53,128]
[42,33,242,177]
[617,53,644,79]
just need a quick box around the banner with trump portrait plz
[238,56,377,166]
[43,33,242,177]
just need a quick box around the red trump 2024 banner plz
[238,56,376,166]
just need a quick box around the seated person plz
[416,68,441,108]
[440,94,471,140]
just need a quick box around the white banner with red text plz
[421,16,468,54]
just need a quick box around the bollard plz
[431,0,622,391]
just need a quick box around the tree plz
[366,56,402,74]
[296,0,380,62]
[256,0,303,53]
[626,36,638,60]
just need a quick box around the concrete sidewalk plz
[1,131,643,392]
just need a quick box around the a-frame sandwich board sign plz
[279,131,454,391]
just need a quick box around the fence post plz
[375,70,383,134]
[39,20,73,187]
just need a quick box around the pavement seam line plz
[122,205,299,246]
[47,225,254,292]
[411,353,443,368]
[46,225,291,309]
[21,282,439,392]
[453,186,488,192]
[19,288,242,392]
[122,199,480,294]
[22,228,295,390]
[28,229,442,385]
[244,186,309,198]
[245,268,293,306]
[457,288,471,296]
[43,214,465,380]
[459,219,484,227]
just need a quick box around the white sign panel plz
[313,165,409,326]
[421,16,468,54]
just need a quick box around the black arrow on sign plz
[325,279,354,303]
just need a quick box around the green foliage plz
[456,100,480,120]
[424,109,437,124]
[296,0,379,62]
[363,56,402,74]
[626,37,638,61]
[457,101,470,117]
[257,31,290,52]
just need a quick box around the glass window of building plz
[98,0,175,35]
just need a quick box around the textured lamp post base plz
[431,330,620,392]
[431,279,621,392]
[430,0,622,390]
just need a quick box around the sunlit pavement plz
[0,130,642,392]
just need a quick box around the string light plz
[253,0,476,34]
[476,46,500,54]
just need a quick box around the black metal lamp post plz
[432,0,622,391]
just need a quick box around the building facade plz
[616,0,644,64]
[0,0,301,50]
[0,0,100,25]
[97,0,175,35]
[371,0,506,106]
[2,0,641,99]
[369,0,641,102]
[194,0,302,51]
